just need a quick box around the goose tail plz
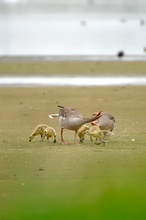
[48,114,59,119]
[58,105,64,109]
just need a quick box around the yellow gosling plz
[44,126,57,143]
[86,125,113,146]
[77,124,89,143]
[29,124,48,142]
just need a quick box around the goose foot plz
[61,140,68,145]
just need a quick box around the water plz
[1,76,146,87]
[0,10,146,56]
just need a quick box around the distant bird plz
[91,112,115,132]
[117,51,125,58]
[57,105,102,144]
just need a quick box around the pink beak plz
[92,110,102,125]
[96,110,102,117]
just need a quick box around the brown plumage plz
[58,105,102,144]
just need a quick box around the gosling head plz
[29,136,32,142]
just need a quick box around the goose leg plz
[61,128,67,144]
[74,131,77,144]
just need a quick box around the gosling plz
[77,124,89,143]
[86,125,113,146]
[29,124,48,142]
[44,126,57,143]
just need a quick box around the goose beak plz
[93,110,102,118]
[96,110,102,116]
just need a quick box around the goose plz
[91,112,115,131]
[57,105,102,144]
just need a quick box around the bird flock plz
[29,105,115,146]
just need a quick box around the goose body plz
[58,105,102,144]
[92,112,115,131]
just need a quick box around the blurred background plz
[0,0,146,57]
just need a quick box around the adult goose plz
[58,105,102,144]
[91,112,115,131]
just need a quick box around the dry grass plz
[0,60,146,75]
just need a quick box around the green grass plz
[0,86,146,219]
